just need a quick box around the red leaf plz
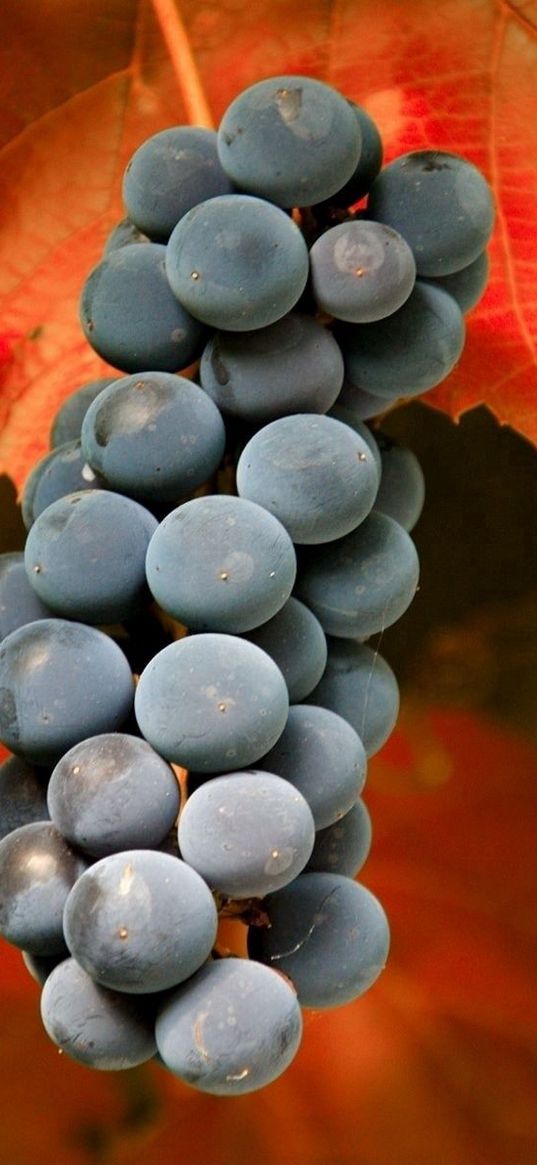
[1,0,537,489]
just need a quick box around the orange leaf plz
[1,0,537,490]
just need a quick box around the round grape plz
[145,495,297,632]
[80,372,226,503]
[236,414,378,544]
[178,771,315,898]
[217,75,361,207]
[248,872,390,1008]
[156,957,302,1095]
[63,850,218,994]
[135,634,289,771]
[0,619,134,765]
[165,195,309,331]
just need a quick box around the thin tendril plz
[360,603,388,742]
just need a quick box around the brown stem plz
[171,763,189,813]
[150,0,214,129]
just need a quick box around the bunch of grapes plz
[0,75,493,1095]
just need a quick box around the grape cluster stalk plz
[0,73,493,1095]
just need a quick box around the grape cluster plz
[0,74,493,1095]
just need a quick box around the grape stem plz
[171,764,189,813]
[150,0,215,128]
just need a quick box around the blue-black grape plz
[0,755,50,841]
[0,619,134,765]
[24,490,157,625]
[367,149,495,275]
[259,705,366,829]
[21,441,105,530]
[47,734,180,858]
[309,221,416,322]
[22,950,67,986]
[336,281,465,398]
[334,378,400,422]
[63,850,217,994]
[422,250,489,314]
[41,957,157,1069]
[49,379,118,448]
[295,510,419,638]
[313,103,383,211]
[248,872,389,1008]
[79,243,206,373]
[103,217,149,254]
[240,596,327,703]
[0,552,52,642]
[178,771,315,898]
[165,195,309,331]
[305,799,372,877]
[0,822,85,955]
[306,637,399,757]
[134,634,289,772]
[217,76,361,207]
[236,414,378,544]
[327,406,382,477]
[199,313,344,422]
[145,495,297,632]
[374,432,425,531]
[80,372,226,503]
[156,957,302,1095]
[123,126,235,241]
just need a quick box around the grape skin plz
[80,372,226,504]
[422,250,489,314]
[0,822,86,956]
[22,950,67,986]
[49,379,118,448]
[79,243,206,373]
[165,195,309,331]
[248,872,390,1009]
[24,490,158,625]
[333,379,401,422]
[199,313,344,422]
[312,102,383,211]
[216,75,361,207]
[236,414,378,545]
[327,406,382,478]
[374,432,426,532]
[41,958,157,1070]
[259,704,367,830]
[0,552,53,643]
[134,634,289,772]
[63,850,218,994]
[47,734,180,858]
[296,510,420,639]
[305,799,372,877]
[0,755,49,842]
[156,957,303,1096]
[306,637,400,757]
[145,495,297,633]
[177,771,315,898]
[123,126,234,242]
[309,220,416,323]
[336,281,465,399]
[240,596,327,703]
[367,149,495,275]
[0,619,134,766]
[21,441,105,530]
